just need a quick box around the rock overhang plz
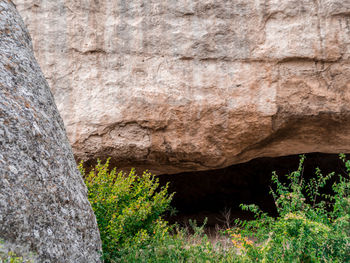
[12,0,350,174]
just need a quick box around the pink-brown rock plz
[13,0,350,174]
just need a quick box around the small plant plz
[80,159,174,262]
[0,241,34,263]
[227,154,350,262]
[0,252,23,263]
[116,220,238,263]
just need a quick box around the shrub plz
[80,159,174,262]
[81,160,239,263]
[228,154,350,262]
[82,155,350,262]
[116,221,238,263]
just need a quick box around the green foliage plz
[81,160,240,263]
[82,155,349,263]
[0,253,23,263]
[116,220,238,263]
[0,241,33,263]
[229,154,350,262]
[80,159,174,262]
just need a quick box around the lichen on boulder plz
[0,1,102,262]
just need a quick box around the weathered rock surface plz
[13,0,350,174]
[0,1,101,262]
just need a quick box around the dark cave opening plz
[158,153,348,228]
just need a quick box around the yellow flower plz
[245,239,253,246]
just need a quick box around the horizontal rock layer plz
[0,1,101,261]
[13,0,350,174]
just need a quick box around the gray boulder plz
[0,1,102,262]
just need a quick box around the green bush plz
[229,155,350,262]
[81,160,240,263]
[82,155,349,263]
[80,160,174,262]
[116,220,238,263]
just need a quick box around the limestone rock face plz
[13,0,350,174]
[0,1,101,262]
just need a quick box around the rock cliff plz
[13,0,350,174]
[0,1,101,261]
